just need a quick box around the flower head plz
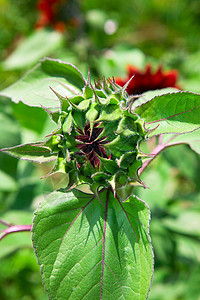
[75,122,109,169]
[45,76,148,200]
[115,64,179,95]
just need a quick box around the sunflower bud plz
[46,75,148,200]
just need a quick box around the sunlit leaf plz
[32,189,153,299]
[2,29,63,70]
[0,58,86,109]
[134,91,200,136]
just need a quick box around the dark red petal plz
[88,151,100,168]
[75,135,90,142]
[75,127,84,135]
[116,63,180,95]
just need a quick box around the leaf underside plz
[32,189,153,300]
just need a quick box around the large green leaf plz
[0,58,86,109]
[131,88,179,111]
[32,189,153,300]
[134,91,200,137]
[2,29,63,70]
[11,101,48,134]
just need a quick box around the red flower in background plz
[35,0,80,32]
[36,0,63,29]
[115,64,180,95]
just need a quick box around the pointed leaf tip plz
[1,143,57,163]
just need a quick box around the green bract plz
[44,75,148,199]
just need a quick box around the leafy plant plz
[1,58,200,299]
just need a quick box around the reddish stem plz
[0,224,32,241]
[139,135,168,175]
[0,219,12,227]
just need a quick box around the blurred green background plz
[0,0,200,299]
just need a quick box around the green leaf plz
[97,48,145,77]
[76,99,91,110]
[162,128,200,155]
[63,111,73,134]
[2,29,63,70]
[163,210,200,237]
[1,143,57,163]
[134,91,200,136]
[86,103,100,123]
[116,117,138,136]
[11,101,48,134]
[32,189,153,300]
[97,104,122,121]
[131,88,179,111]
[0,109,21,148]
[105,134,138,158]
[0,58,86,109]
[0,170,18,192]
[99,156,119,173]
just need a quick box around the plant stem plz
[0,219,12,227]
[139,140,166,175]
[0,224,32,241]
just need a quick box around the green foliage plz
[0,248,47,300]
[1,57,200,300]
[1,143,57,163]
[0,58,86,108]
[162,128,200,155]
[2,30,63,71]
[134,92,200,136]
[32,189,153,300]
[1,1,200,299]
[0,211,33,258]
[135,143,200,300]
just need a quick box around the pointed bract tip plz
[87,69,91,86]
[49,86,69,108]
[122,75,135,93]
[91,84,100,103]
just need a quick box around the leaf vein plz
[104,263,126,299]
[57,238,103,293]
[100,189,109,300]
[68,260,102,300]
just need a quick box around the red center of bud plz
[75,123,109,168]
